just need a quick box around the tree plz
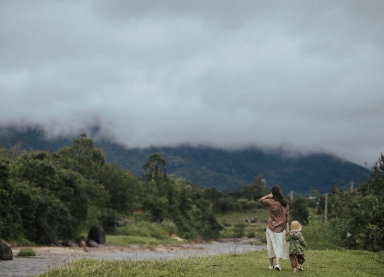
[203,187,224,213]
[143,153,167,182]
[341,154,384,251]
[54,133,106,178]
[0,157,22,240]
[54,134,109,209]
[290,195,309,225]
[240,175,269,201]
[97,163,142,213]
[9,150,91,243]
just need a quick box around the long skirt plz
[266,228,289,259]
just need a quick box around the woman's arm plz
[285,206,289,235]
[259,193,273,203]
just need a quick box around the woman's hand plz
[260,193,273,202]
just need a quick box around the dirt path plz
[0,239,266,277]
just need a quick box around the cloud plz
[1,0,383,167]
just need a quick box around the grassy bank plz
[216,210,269,242]
[37,249,383,276]
[106,235,183,246]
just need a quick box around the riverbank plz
[1,239,266,277]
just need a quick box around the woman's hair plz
[271,184,289,207]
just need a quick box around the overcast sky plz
[1,0,383,167]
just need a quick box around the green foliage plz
[216,210,269,241]
[142,153,166,182]
[0,157,23,240]
[17,248,36,257]
[115,217,177,240]
[240,175,269,201]
[303,216,343,250]
[12,180,76,244]
[3,131,381,252]
[315,154,384,251]
[140,154,223,240]
[233,223,245,238]
[290,195,310,224]
[96,164,142,213]
[38,250,384,277]
[98,209,120,234]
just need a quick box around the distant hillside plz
[0,126,370,194]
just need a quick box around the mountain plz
[0,126,370,195]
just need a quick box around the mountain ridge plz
[0,126,370,194]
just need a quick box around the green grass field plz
[106,235,183,246]
[37,249,384,276]
[35,209,383,276]
[216,210,269,242]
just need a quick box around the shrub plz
[17,248,36,257]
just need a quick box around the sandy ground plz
[0,239,267,277]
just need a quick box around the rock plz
[87,225,106,245]
[61,240,78,247]
[0,240,13,260]
[86,239,99,247]
[250,217,258,223]
[171,234,184,242]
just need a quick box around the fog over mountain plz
[1,1,383,168]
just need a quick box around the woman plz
[259,184,290,271]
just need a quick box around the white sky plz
[1,0,383,167]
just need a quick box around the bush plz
[17,248,36,257]
[115,218,177,240]
[303,216,342,250]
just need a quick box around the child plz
[285,221,307,272]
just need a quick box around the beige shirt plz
[260,198,289,233]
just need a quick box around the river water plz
[0,240,267,277]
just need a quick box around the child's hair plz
[271,184,289,207]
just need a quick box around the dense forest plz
[0,134,269,244]
[1,133,383,251]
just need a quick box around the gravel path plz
[0,240,266,277]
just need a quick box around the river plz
[0,239,267,277]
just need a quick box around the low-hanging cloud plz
[1,0,383,167]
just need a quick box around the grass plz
[17,248,37,257]
[80,216,183,248]
[106,235,183,247]
[37,249,384,276]
[216,210,269,242]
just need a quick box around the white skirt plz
[266,227,289,259]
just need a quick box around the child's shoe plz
[268,265,274,269]
[275,264,281,271]
[298,265,303,271]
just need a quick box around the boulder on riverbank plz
[0,239,13,260]
[61,240,78,247]
[87,225,106,245]
[86,239,99,247]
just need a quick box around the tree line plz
[1,134,383,251]
[287,154,384,252]
[0,134,269,244]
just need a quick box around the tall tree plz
[0,157,22,240]
[143,153,167,182]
